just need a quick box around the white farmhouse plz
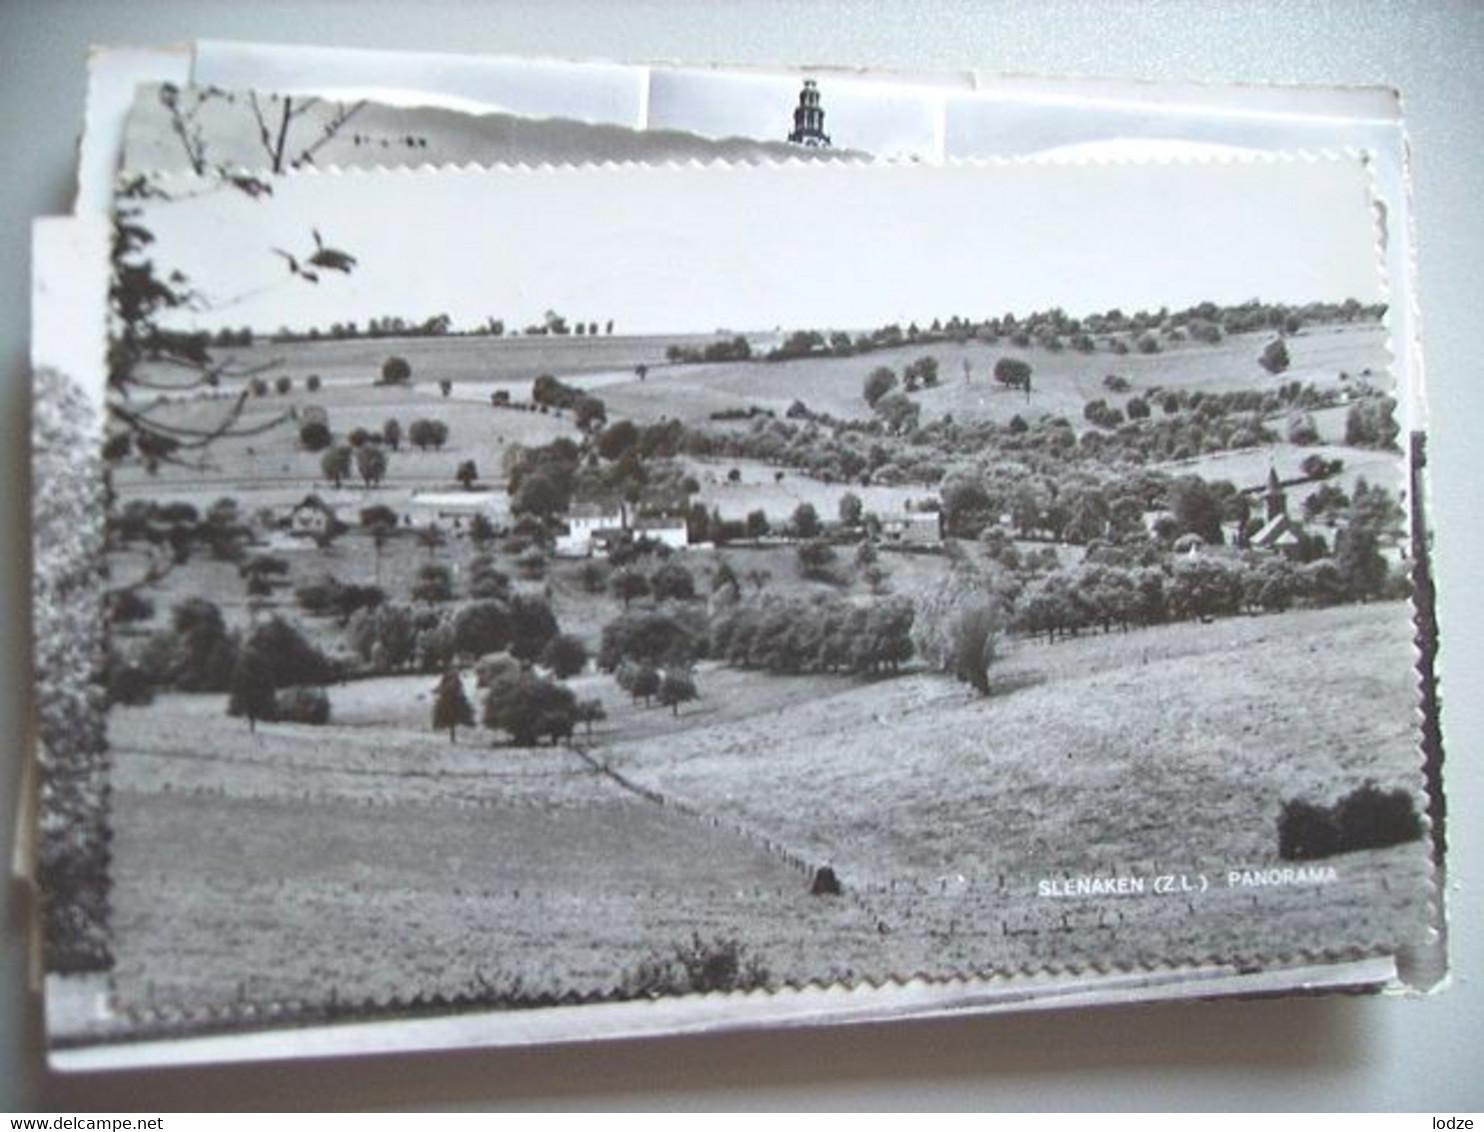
[287,494,336,538]
[554,503,692,556]
[555,502,628,556]
[632,515,690,551]
[408,491,508,529]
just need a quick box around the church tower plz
[788,79,832,147]
[1265,465,1288,523]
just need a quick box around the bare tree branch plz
[290,100,367,169]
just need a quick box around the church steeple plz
[787,79,832,148]
[1265,465,1288,523]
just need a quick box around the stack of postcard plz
[23,41,1446,1071]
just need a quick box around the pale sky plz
[140,156,1383,337]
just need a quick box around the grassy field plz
[114,322,1392,522]
[111,380,578,516]
[98,599,1431,1025]
[207,332,726,391]
[1163,441,1403,501]
[597,323,1390,428]
[683,456,929,521]
[89,318,1424,1035]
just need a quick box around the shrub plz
[1300,453,1342,480]
[1333,781,1423,851]
[993,357,1032,391]
[274,686,331,725]
[1277,799,1340,860]
[482,669,578,746]
[306,374,322,393]
[1345,397,1401,449]
[616,660,661,705]
[299,420,332,451]
[599,607,707,670]
[795,538,839,582]
[650,562,696,602]
[1277,781,1422,860]
[540,633,589,679]
[862,366,897,407]
[407,418,450,450]
[903,355,939,390]
[411,564,454,604]
[1259,338,1290,375]
[577,560,611,594]
[658,667,698,715]
[620,933,771,998]
[379,356,412,385]
[245,617,337,687]
[1287,413,1319,445]
[789,502,822,539]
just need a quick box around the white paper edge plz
[50,956,1398,1073]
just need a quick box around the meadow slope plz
[99,600,1431,1026]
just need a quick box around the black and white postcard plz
[32,77,1440,1066]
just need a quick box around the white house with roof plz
[555,503,691,556]
[632,515,690,551]
[555,502,628,556]
[287,494,336,538]
[408,491,508,529]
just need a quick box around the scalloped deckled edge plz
[55,954,1399,1071]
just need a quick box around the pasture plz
[683,457,928,522]
[114,321,1392,526]
[86,316,1425,1038]
[597,323,1390,429]
[210,332,720,391]
[98,599,1429,1026]
[1160,441,1404,503]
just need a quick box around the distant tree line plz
[749,299,1384,365]
[665,336,753,364]
[259,308,615,344]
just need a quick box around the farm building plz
[555,503,691,556]
[287,494,336,537]
[555,503,628,556]
[880,511,942,546]
[633,515,690,551]
[407,491,508,528]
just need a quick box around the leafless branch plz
[111,395,291,450]
[247,91,277,169]
[290,100,367,169]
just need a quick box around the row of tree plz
[709,596,915,676]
